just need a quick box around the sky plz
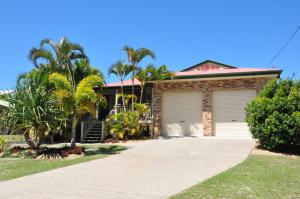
[0,0,299,89]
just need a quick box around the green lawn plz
[0,144,126,181]
[1,135,25,143]
[171,155,300,199]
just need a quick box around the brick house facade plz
[152,77,272,137]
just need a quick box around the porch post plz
[80,121,84,142]
[95,103,99,120]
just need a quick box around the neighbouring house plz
[84,60,281,141]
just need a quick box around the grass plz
[171,155,300,199]
[0,144,126,181]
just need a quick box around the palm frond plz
[48,72,72,92]
[122,45,134,62]
[108,60,131,79]
[133,47,156,63]
[28,48,56,68]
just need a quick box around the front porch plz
[80,83,154,143]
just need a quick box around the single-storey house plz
[98,60,281,139]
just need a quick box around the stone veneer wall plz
[152,77,272,137]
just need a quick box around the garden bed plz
[0,144,126,160]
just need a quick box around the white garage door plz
[212,89,256,137]
[162,91,203,137]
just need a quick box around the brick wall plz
[152,77,272,137]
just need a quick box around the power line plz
[267,26,300,66]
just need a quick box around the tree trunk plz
[139,84,144,104]
[121,80,126,112]
[70,114,77,149]
[131,76,135,111]
[24,128,45,150]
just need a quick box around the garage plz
[212,89,257,137]
[162,91,203,137]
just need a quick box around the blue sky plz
[0,0,299,89]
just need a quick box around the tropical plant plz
[74,59,104,85]
[49,72,106,148]
[146,64,172,137]
[29,37,87,74]
[0,136,10,153]
[115,94,137,111]
[108,60,131,110]
[146,64,173,91]
[122,46,155,108]
[133,103,149,119]
[246,79,300,153]
[29,37,106,148]
[1,71,66,149]
[106,111,145,140]
[136,68,149,103]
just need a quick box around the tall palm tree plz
[108,60,131,110]
[122,46,155,109]
[136,67,149,103]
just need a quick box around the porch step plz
[81,120,104,143]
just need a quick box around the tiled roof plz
[105,78,141,87]
[174,68,281,77]
[104,67,281,87]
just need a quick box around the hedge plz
[246,79,300,153]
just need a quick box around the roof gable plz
[181,60,237,72]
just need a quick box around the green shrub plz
[246,79,300,152]
[106,111,146,140]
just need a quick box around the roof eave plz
[175,70,282,79]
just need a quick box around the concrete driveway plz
[0,138,254,199]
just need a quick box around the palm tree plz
[108,60,131,110]
[49,72,106,148]
[74,59,104,85]
[122,46,155,109]
[147,64,173,93]
[28,37,104,148]
[29,37,88,87]
[136,68,149,103]
[146,64,172,138]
